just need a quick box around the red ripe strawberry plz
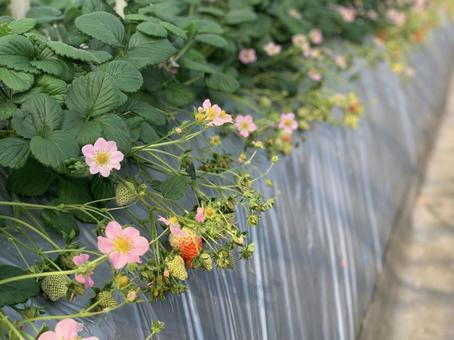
[169,227,202,265]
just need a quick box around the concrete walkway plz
[359,78,454,340]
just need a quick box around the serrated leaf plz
[159,174,189,200]
[160,21,187,39]
[0,265,40,306]
[137,21,167,38]
[30,130,79,168]
[75,11,125,47]
[41,210,79,243]
[66,72,121,117]
[47,40,100,64]
[0,35,36,72]
[88,50,112,63]
[192,19,223,34]
[8,18,36,34]
[0,102,16,120]
[27,6,62,23]
[195,33,227,48]
[7,159,55,196]
[121,98,166,125]
[31,48,74,82]
[76,120,102,145]
[95,114,131,152]
[100,60,143,93]
[180,57,215,73]
[165,83,195,107]
[0,67,34,92]
[0,137,30,168]
[225,8,257,24]
[37,75,67,103]
[206,72,239,93]
[126,33,176,69]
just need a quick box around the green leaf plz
[100,60,143,93]
[0,102,16,120]
[180,57,215,73]
[75,11,125,47]
[0,137,30,168]
[137,21,167,38]
[95,114,131,152]
[160,21,187,39]
[225,8,257,24]
[8,18,36,34]
[27,6,62,23]
[37,75,67,103]
[0,265,40,306]
[140,122,160,143]
[121,98,166,126]
[90,176,115,200]
[30,130,79,168]
[41,210,79,243]
[7,159,55,196]
[165,83,195,107]
[206,72,239,93]
[66,72,121,117]
[57,177,96,223]
[77,120,102,145]
[0,67,34,92]
[13,94,62,137]
[195,34,227,48]
[126,33,176,69]
[192,19,223,34]
[0,35,36,72]
[47,40,100,64]
[88,50,112,63]
[159,174,189,200]
[31,48,74,82]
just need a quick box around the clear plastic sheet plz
[1,24,454,340]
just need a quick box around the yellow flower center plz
[206,108,217,120]
[94,151,110,166]
[113,236,133,254]
[168,216,178,226]
[205,207,216,219]
[240,122,250,129]
[195,113,206,122]
[284,120,293,127]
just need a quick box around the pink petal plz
[81,145,95,158]
[105,221,122,240]
[131,236,150,256]
[94,137,108,150]
[85,275,94,288]
[202,99,211,109]
[54,319,81,339]
[240,130,249,138]
[122,227,140,239]
[170,225,185,236]
[158,216,169,225]
[109,252,128,269]
[99,166,112,177]
[123,253,141,264]
[37,331,58,340]
[111,162,122,171]
[89,165,101,175]
[105,141,118,152]
[75,274,86,285]
[83,337,100,340]
[250,123,257,132]
[97,236,114,254]
[110,151,124,163]
[73,253,89,266]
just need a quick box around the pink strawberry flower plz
[309,29,323,45]
[235,115,257,138]
[239,48,257,64]
[279,113,298,133]
[335,55,347,69]
[81,138,124,177]
[337,6,357,23]
[309,69,322,82]
[37,319,98,340]
[386,9,406,27]
[72,253,94,288]
[198,99,232,126]
[292,34,308,50]
[195,207,206,222]
[97,221,149,270]
[263,42,282,56]
[158,215,185,236]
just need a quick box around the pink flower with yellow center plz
[239,48,257,64]
[386,9,406,27]
[309,69,322,82]
[263,42,282,56]
[158,215,185,236]
[337,6,357,23]
[309,29,323,45]
[37,319,98,340]
[197,99,232,126]
[195,207,206,222]
[235,115,257,138]
[82,138,124,177]
[72,253,94,288]
[278,113,298,133]
[97,221,149,270]
[292,34,308,50]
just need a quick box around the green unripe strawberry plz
[41,275,69,301]
[200,253,213,271]
[96,291,119,309]
[166,256,188,280]
[115,181,137,206]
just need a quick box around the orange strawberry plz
[169,227,202,265]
